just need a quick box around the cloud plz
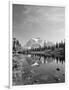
[13,4,65,45]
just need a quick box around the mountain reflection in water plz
[12,54,65,85]
[29,54,65,65]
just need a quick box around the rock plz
[63,74,65,76]
[30,70,35,74]
[54,75,60,82]
[56,68,60,71]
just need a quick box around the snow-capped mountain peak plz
[32,38,39,42]
[24,37,42,49]
[23,37,54,49]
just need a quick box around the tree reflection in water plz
[30,54,65,65]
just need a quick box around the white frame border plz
[9,1,12,88]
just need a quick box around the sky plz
[13,4,65,46]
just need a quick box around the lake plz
[12,54,65,85]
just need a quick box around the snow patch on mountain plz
[23,37,54,49]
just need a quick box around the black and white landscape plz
[12,4,65,85]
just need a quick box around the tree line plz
[13,38,65,53]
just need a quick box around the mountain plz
[24,37,42,49]
[23,37,54,49]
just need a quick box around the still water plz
[13,54,65,85]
